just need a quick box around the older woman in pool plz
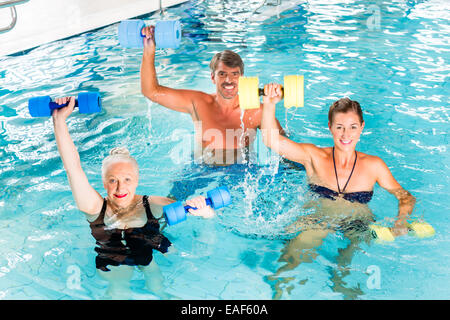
[52,96,214,299]
[261,84,416,299]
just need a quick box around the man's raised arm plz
[140,26,199,114]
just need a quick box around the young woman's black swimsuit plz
[89,196,171,272]
[309,147,373,204]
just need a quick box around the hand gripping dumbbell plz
[369,221,435,242]
[163,186,232,226]
[118,19,181,48]
[238,75,304,110]
[28,92,101,117]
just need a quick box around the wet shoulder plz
[356,152,386,171]
[313,146,332,159]
[357,151,381,163]
[196,92,216,105]
[148,195,176,220]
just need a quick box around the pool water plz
[0,0,449,299]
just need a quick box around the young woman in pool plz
[52,96,214,299]
[260,84,416,299]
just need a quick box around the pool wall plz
[0,0,188,57]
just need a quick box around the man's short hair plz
[209,50,244,75]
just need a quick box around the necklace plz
[107,196,142,218]
[332,147,357,196]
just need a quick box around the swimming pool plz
[0,0,449,300]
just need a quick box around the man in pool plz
[140,26,284,165]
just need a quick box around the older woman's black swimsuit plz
[309,147,373,204]
[89,196,171,272]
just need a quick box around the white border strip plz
[0,0,188,56]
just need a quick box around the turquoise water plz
[0,0,449,299]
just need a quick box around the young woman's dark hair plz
[328,97,364,125]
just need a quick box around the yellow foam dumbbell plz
[409,221,435,238]
[369,224,396,242]
[238,75,304,110]
[369,221,435,242]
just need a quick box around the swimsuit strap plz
[88,198,108,226]
[142,195,155,220]
[100,198,107,216]
[97,198,108,222]
[332,147,357,194]
[94,197,152,225]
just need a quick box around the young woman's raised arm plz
[260,83,319,166]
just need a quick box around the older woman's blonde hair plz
[101,147,139,180]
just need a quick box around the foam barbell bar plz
[28,92,101,117]
[238,75,304,110]
[369,221,435,242]
[163,186,232,226]
[118,19,181,48]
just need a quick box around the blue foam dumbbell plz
[28,92,101,117]
[118,19,181,49]
[163,186,232,226]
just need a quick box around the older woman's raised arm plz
[52,97,104,216]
